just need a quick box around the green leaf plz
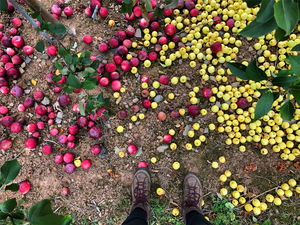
[243,0,261,7]
[164,0,179,9]
[61,215,72,225]
[144,0,153,11]
[65,54,72,65]
[0,0,8,11]
[81,58,92,66]
[78,102,86,116]
[274,0,299,36]
[54,24,67,34]
[5,183,19,192]
[68,74,82,89]
[262,219,272,225]
[276,69,293,77]
[0,159,20,185]
[31,11,40,19]
[84,67,96,74]
[52,74,62,82]
[274,27,289,41]
[279,99,295,121]
[272,76,297,90]
[123,0,132,3]
[85,101,94,113]
[45,23,55,34]
[37,15,43,22]
[246,59,268,81]
[289,85,300,105]
[0,212,8,220]
[239,16,278,38]
[28,200,53,222]
[273,92,280,100]
[226,62,248,80]
[62,86,73,94]
[252,216,258,223]
[35,40,44,53]
[82,81,96,90]
[72,56,79,65]
[54,61,64,70]
[30,213,65,225]
[0,198,17,213]
[58,47,68,56]
[254,91,274,121]
[60,68,69,75]
[257,88,269,93]
[96,92,104,102]
[90,60,100,70]
[292,43,300,51]
[256,0,275,23]
[11,210,24,220]
[287,55,300,77]
[152,7,164,17]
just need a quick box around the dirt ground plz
[1,0,300,225]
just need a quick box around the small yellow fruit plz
[119,151,125,158]
[74,159,81,167]
[139,113,145,120]
[260,202,267,211]
[277,189,284,196]
[232,191,240,199]
[108,20,115,26]
[153,81,160,89]
[186,143,192,150]
[237,185,244,192]
[230,181,237,189]
[220,174,227,182]
[170,143,177,150]
[156,188,164,195]
[172,208,179,216]
[219,156,226,163]
[253,207,261,215]
[285,189,293,197]
[266,194,274,203]
[244,204,253,212]
[116,126,124,133]
[151,157,157,163]
[220,188,228,196]
[171,77,179,84]
[274,197,282,206]
[173,162,180,170]
[232,199,239,206]
[212,161,219,168]
[131,116,137,122]
[169,129,175,136]
[252,199,260,207]
[224,170,231,177]
[281,183,289,191]
[239,197,246,204]
[288,179,297,187]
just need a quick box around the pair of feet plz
[130,168,203,222]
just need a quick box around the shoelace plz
[133,181,150,205]
[181,186,201,208]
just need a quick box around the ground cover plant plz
[0,0,300,224]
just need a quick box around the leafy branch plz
[53,48,110,118]
[227,44,300,121]
[0,159,72,224]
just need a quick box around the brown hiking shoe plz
[182,172,203,223]
[130,168,151,220]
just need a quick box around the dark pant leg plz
[122,208,147,225]
[186,211,212,225]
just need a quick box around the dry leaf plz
[245,192,255,198]
[53,167,56,171]
[31,79,37,85]
[97,174,103,179]
[59,147,64,151]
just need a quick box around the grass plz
[149,198,184,225]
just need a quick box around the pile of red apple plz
[0,19,34,96]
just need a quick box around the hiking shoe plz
[130,168,151,220]
[182,172,203,222]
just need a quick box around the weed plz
[211,197,241,225]
[149,198,184,225]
